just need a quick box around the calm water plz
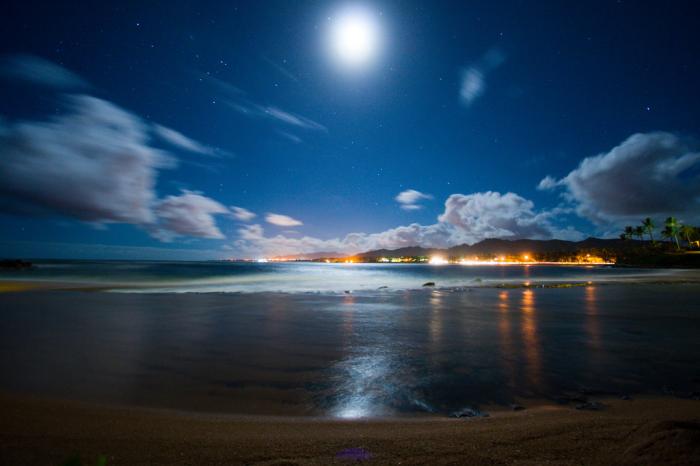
[0,260,693,292]
[1,280,699,417]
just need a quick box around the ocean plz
[0,260,692,293]
[1,262,699,417]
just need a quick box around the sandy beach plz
[1,392,699,465]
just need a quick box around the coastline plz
[1,265,700,295]
[1,392,699,465]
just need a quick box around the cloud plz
[233,191,582,257]
[152,190,228,241]
[0,94,170,224]
[0,54,88,89]
[231,206,256,221]
[0,93,230,242]
[263,106,326,131]
[395,189,432,210]
[459,48,506,107]
[262,56,299,83]
[265,213,303,227]
[276,130,303,144]
[536,175,560,191]
[208,76,326,132]
[437,191,569,242]
[540,132,700,225]
[152,124,216,155]
[231,100,327,132]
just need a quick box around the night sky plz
[1,1,699,259]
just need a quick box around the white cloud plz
[459,48,506,107]
[0,54,88,89]
[152,124,215,155]
[233,191,582,257]
[438,191,577,242]
[395,189,433,210]
[265,213,303,227]
[152,190,228,241]
[460,68,486,106]
[0,93,230,242]
[0,94,170,224]
[231,206,256,221]
[540,132,700,225]
[536,175,560,191]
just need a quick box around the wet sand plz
[1,392,699,465]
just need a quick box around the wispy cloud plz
[395,189,433,210]
[459,48,506,107]
[277,130,303,144]
[231,100,327,132]
[265,213,303,227]
[0,54,88,89]
[205,76,326,132]
[152,124,218,156]
[231,206,256,221]
[262,56,299,83]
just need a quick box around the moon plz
[328,6,382,70]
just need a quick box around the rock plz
[344,290,351,294]
[377,286,388,290]
[452,407,489,418]
[510,403,526,411]
[0,259,32,270]
[422,282,436,287]
[575,401,605,411]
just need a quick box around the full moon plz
[328,7,382,70]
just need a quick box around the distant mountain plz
[356,246,443,259]
[355,237,636,259]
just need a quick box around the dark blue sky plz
[1,1,699,259]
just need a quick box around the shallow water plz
[1,285,699,417]
[0,260,694,293]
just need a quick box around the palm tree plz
[634,226,645,241]
[623,226,634,240]
[680,224,695,247]
[642,218,655,244]
[664,217,681,250]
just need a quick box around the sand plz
[1,393,699,465]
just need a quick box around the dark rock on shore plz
[422,282,435,287]
[0,259,32,270]
[575,401,605,411]
[451,407,489,418]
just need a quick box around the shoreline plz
[2,270,700,295]
[1,391,699,465]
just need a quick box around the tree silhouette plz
[664,217,681,250]
[642,218,655,244]
[624,226,634,240]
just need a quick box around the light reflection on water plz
[521,289,543,389]
[1,285,700,417]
